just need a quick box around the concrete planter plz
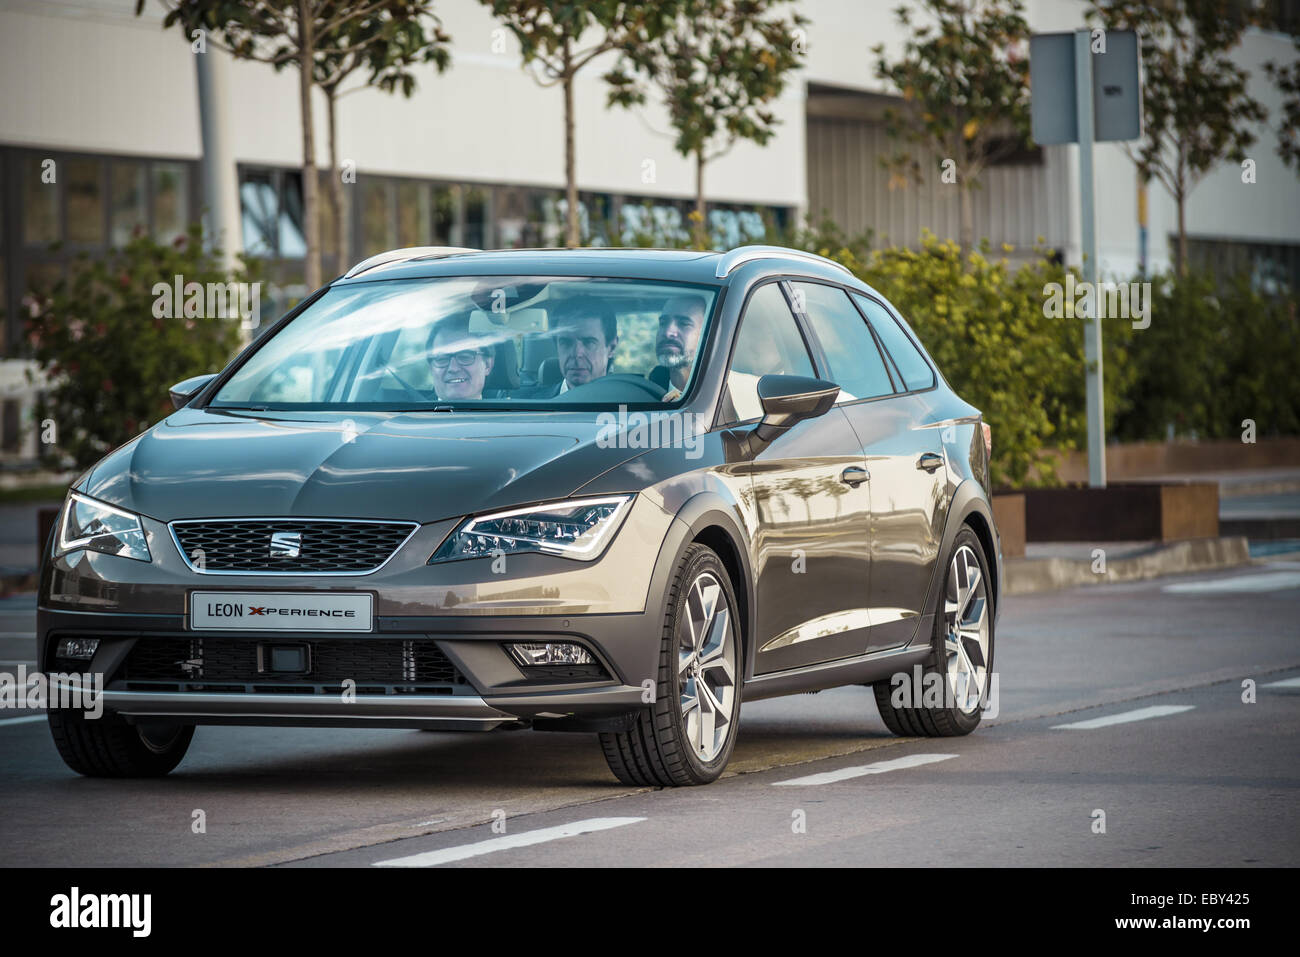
[991,493,1025,558]
[1022,482,1219,543]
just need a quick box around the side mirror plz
[168,373,218,410]
[754,374,840,442]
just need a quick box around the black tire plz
[599,543,743,786]
[874,526,994,737]
[48,708,194,778]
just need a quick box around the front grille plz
[171,519,416,573]
[116,636,467,694]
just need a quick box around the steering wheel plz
[558,373,670,402]
[382,363,429,402]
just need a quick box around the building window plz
[238,167,305,258]
[66,158,105,245]
[463,187,489,249]
[361,178,395,255]
[109,160,148,247]
[432,185,457,244]
[152,162,190,244]
[240,170,277,256]
[22,156,59,247]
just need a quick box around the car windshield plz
[210,275,720,411]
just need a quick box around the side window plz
[725,283,816,422]
[792,282,894,402]
[851,293,936,392]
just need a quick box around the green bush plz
[815,234,1133,488]
[25,224,251,469]
[1112,271,1300,441]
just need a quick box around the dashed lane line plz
[1052,704,1195,730]
[772,753,959,787]
[372,817,646,867]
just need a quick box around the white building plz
[0,0,1296,459]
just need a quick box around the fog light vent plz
[506,642,595,667]
[56,638,100,660]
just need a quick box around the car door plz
[844,290,948,652]
[721,281,874,675]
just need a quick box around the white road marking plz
[0,715,46,727]
[373,816,646,867]
[1052,704,1194,730]
[1261,677,1300,689]
[1162,572,1300,594]
[772,753,958,787]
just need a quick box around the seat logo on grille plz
[269,531,302,559]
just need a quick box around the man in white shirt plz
[528,298,619,398]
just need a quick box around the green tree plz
[1088,1,1268,276]
[605,0,807,247]
[1264,35,1300,171]
[482,0,682,247]
[872,0,1032,255]
[142,1,452,288]
[24,225,248,469]
[314,2,451,269]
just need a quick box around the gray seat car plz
[38,245,1002,787]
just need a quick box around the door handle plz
[840,466,870,487]
[917,453,944,473]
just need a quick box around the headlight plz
[57,491,152,562]
[429,495,633,563]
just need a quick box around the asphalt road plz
[1,560,1297,867]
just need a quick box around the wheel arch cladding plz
[691,523,749,665]
[961,507,999,612]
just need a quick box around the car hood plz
[79,408,651,522]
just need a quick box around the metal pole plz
[195,48,243,272]
[1075,29,1105,488]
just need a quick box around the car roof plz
[333,245,875,293]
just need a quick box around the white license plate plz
[189,592,373,632]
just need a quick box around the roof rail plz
[714,245,853,279]
[343,246,481,279]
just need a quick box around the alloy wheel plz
[943,544,990,714]
[677,570,739,763]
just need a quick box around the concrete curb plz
[1005,536,1253,595]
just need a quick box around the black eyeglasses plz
[430,349,485,369]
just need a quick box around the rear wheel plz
[600,543,742,786]
[874,526,993,737]
[48,708,194,777]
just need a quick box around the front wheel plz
[48,708,194,777]
[874,526,994,737]
[600,543,742,786]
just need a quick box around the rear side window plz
[852,293,935,392]
[725,283,816,421]
[791,282,894,402]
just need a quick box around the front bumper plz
[38,606,658,730]
[37,495,680,731]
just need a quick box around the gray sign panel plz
[1030,29,1141,145]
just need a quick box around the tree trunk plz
[959,182,974,260]
[1175,142,1188,277]
[562,38,579,248]
[326,87,349,270]
[694,151,707,248]
[1175,188,1187,278]
[297,0,321,289]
